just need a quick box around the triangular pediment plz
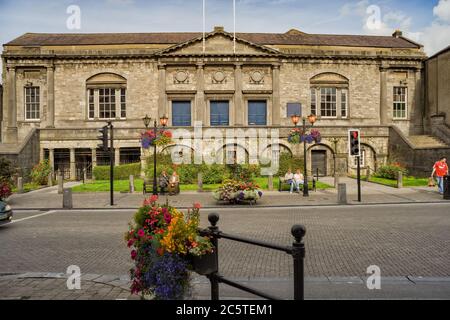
[157,30,279,56]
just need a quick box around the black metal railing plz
[197,213,306,300]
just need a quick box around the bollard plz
[444,176,450,200]
[129,175,135,193]
[207,213,220,300]
[17,177,24,194]
[48,174,53,187]
[338,183,347,204]
[292,225,306,300]
[334,174,339,189]
[58,174,64,194]
[268,175,274,191]
[63,188,73,209]
[366,169,370,182]
[83,169,87,183]
[397,171,403,189]
[197,172,203,193]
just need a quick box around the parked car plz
[0,201,13,225]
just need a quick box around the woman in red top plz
[431,157,448,194]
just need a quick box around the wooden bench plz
[278,176,316,192]
[143,177,180,195]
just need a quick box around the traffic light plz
[98,125,109,151]
[349,129,361,156]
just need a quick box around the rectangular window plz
[287,103,302,118]
[310,89,317,115]
[172,101,192,126]
[99,88,116,119]
[25,87,40,120]
[248,100,267,125]
[210,101,229,126]
[393,87,407,119]
[120,88,126,118]
[320,88,337,118]
[88,89,95,119]
[341,90,348,118]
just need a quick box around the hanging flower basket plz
[288,128,322,145]
[125,198,214,300]
[141,129,173,149]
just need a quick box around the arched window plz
[86,73,127,120]
[310,73,349,119]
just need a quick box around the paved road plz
[1,203,449,278]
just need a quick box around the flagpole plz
[233,0,236,54]
[203,0,206,54]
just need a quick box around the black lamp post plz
[143,114,168,196]
[291,114,317,197]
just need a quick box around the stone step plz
[408,135,449,148]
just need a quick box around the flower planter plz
[190,252,218,276]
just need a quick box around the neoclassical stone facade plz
[1,27,428,178]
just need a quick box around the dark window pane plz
[172,101,191,126]
[248,100,267,125]
[210,101,229,126]
[287,103,301,117]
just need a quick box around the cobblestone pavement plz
[0,273,138,300]
[1,204,449,279]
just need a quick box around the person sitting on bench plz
[159,170,170,194]
[168,171,180,195]
[291,169,304,194]
[284,169,294,192]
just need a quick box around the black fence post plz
[292,225,306,300]
[207,213,220,300]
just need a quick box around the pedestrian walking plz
[431,157,448,195]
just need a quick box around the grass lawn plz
[12,182,45,193]
[349,175,429,188]
[72,177,334,193]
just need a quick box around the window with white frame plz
[393,87,407,119]
[310,88,317,116]
[341,89,348,118]
[99,88,116,119]
[25,87,40,120]
[88,89,95,120]
[120,88,126,119]
[320,88,337,117]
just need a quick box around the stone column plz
[115,148,120,167]
[49,148,55,172]
[380,66,389,125]
[414,68,424,134]
[158,64,167,119]
[196,63,206,123]
[91,148,97,168]
[47,66,55,128]
[40,148,45,162]
[272,64,281,126]
[70,148,76,181]
[234,63,243,126]
[6,66,18,143]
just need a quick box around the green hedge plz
[93,163,141,180]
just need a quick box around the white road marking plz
[10,210,58,224]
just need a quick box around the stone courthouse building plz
[0,26,448,179]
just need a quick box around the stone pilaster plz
[196,62,205,123]
[414,68,424,134]
[158,64,167,119]
[49,148,55,172]
[6,65,18,143]
[380,66,388,125]
[272,64,281,126]
[70,148,76,181]
[234,63,243,126]
[47,66,55,128]
[115,148,120,167]
[91,148,97,168]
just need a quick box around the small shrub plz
[30,160,52,185]
[200,164,226,184]
[0,158,15,183]
[375,163,408,180]
[0,181,12,200]
[93,163,141,180]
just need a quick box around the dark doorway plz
[311,150,327,176]
[76,149,93,180]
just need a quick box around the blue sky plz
[0,0,449,58]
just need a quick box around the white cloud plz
[433,0,450,22]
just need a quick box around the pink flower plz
[193,203,202,210]
[127,239,135,248]
[150,195,159,203]
[131,250,137,260]
[164,212,171,224]
[138,229,145,237]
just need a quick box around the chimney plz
[392,30,403,38]
[214,26,224,33]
